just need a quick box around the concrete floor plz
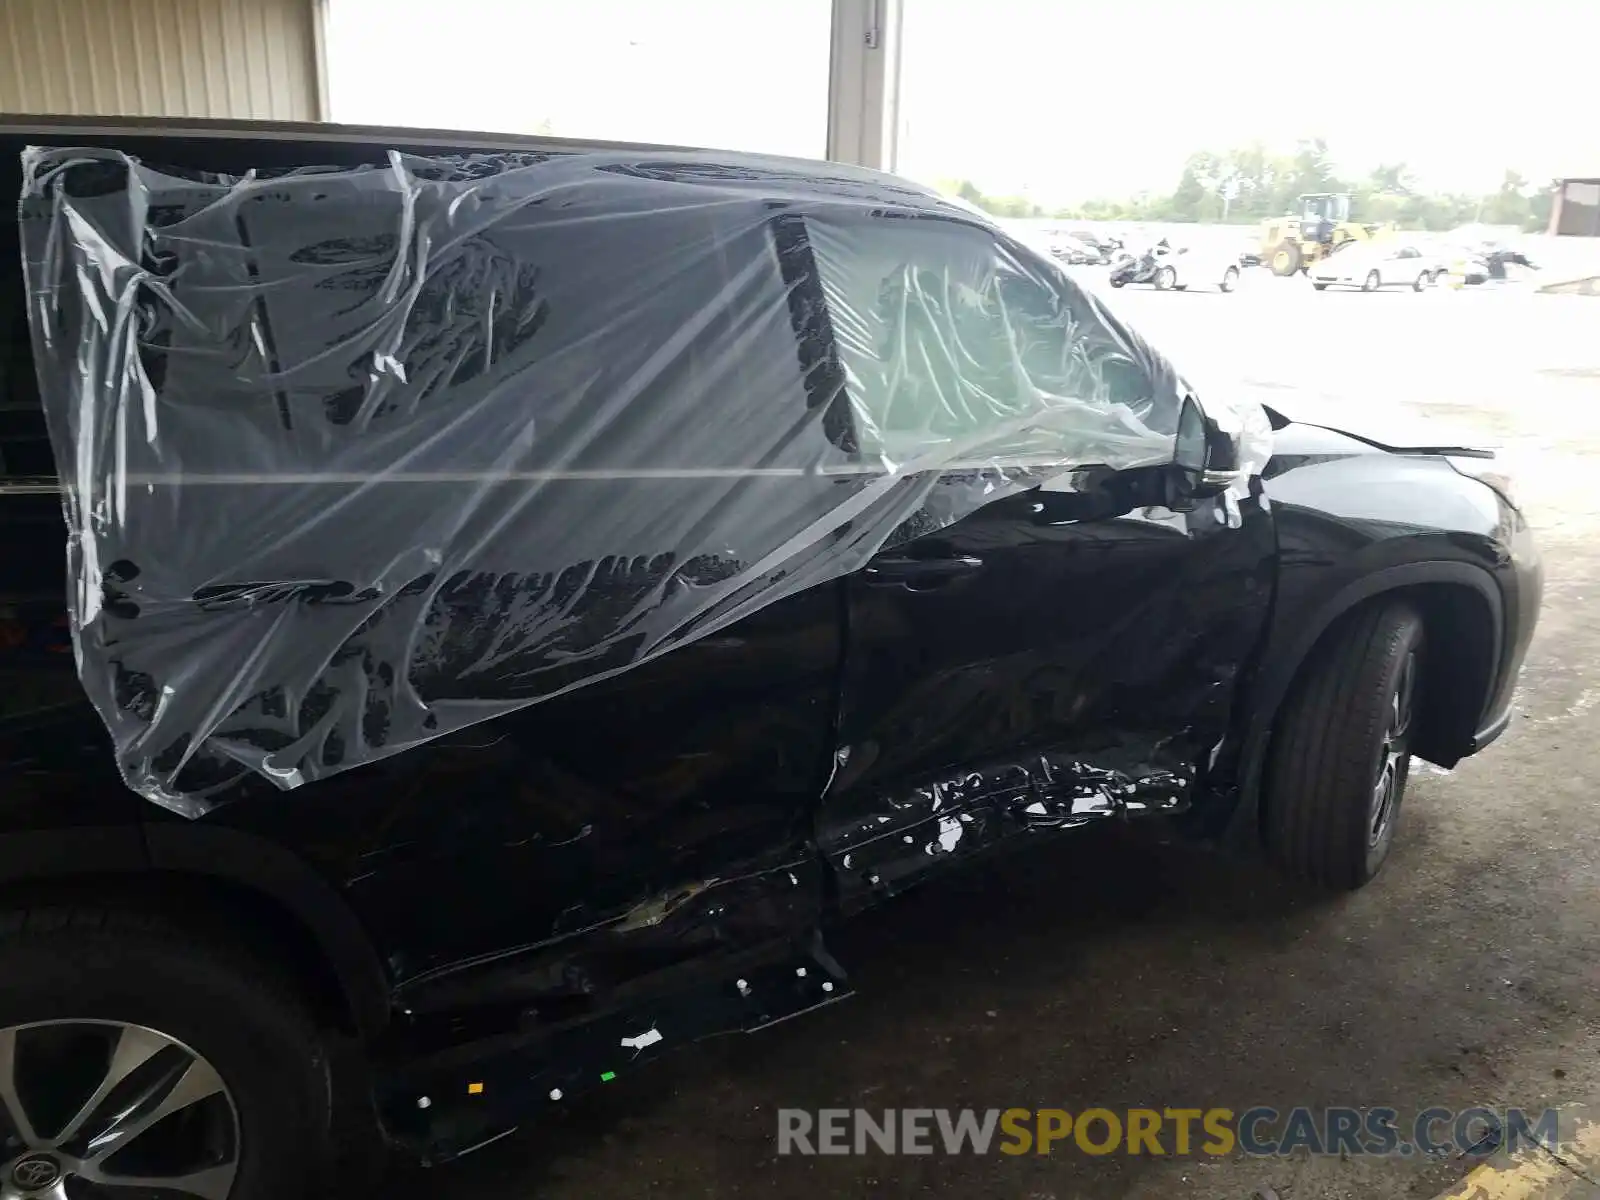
[391,277,1600,1200]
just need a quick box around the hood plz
[1259,393,1496,457]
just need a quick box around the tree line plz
[941,139,1557,232]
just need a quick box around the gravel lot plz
[393,274,1600,1200]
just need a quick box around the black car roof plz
[2,111,966,220]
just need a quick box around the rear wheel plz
[1362,270,1381,292]
[1220,266,1240,293]
[1312,282,1331,291]
[1412,272,1428,292]
[1154,265,1177,291]
[1270,242,1303,276]
[1264,602,1425,890]
[0,908,334,1199]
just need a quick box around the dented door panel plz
[822,481,1276,909]
[185,579,845,1026]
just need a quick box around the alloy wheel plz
[1368,650,1418,851]
[0,1020,239,1199]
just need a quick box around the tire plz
[1412,272,1427,292]
[1154,265,1177,291]
[0,906,335,1199]
[1312,282,1330,291]
[1109,276,1127,288]
[1362,270,1381,292]
[1220,266,1239,293]
[1270,242,1303,276]
[1264,602,1425,890]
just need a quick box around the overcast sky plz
[327,0,1592,202]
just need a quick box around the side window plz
[864,262,1054,446]
[806,215,1160,464]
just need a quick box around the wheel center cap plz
[9,1154,63,1192]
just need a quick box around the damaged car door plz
[804,217,1279,906]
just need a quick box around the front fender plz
[1219,558,1503,848]
[1251,557,1502,743]
[1207,443,1521,845]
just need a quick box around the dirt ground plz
[391,282,1600,1200]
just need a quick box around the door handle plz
[863,555,984,590]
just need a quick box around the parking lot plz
[395,275,1600,1200]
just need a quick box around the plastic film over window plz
[17,146,1268,813]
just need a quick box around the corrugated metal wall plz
[1552,181,1600,238]
[1,0,322,120]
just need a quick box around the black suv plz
[0,118,1540,1200]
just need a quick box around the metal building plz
[1549,179,1600,237]
[0,0,326,121]
[0,1,900,170]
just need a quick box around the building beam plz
[825,0,903,171]
[310,0,333,122]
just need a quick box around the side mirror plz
[1172,396,1244,503]
[1027,396,1250,525]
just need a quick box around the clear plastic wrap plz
[18,145,1268,814]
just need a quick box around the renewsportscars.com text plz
[776,1107,1558,1158]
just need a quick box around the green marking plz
[600,1071,616,1082]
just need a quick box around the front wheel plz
[1412,272,1428,292]
[1109,276,1127,288]
[1154,265,1177,291]
[0,907,336,1199]
[1362,270,1381,292]
[1219,266,1240,293]
[1312,281,1331,291]
[1264,602,1425,889]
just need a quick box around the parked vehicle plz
[1444,245,1539,287]
[1110,242,1242,292]
[1047,231,1101,265]
[1108,246,1164,287]
[1309,241,1449,291]
[1068,229,1122,263]
[0,116,1541,1200]
[1259,192,1398,276]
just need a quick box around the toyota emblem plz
[9,1154,63,1190]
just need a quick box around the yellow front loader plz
[1259,193,1396,276]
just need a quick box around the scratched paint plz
[822,750,1192,904]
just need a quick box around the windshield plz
[1300,194,1351,222]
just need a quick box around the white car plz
[1109,244,1243,293]
[1309,242,1448,292]
[1045,232,1100,264]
